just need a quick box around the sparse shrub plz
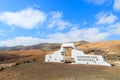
[111,64,116,66]
[15,62,20,65]
[25,60,31,63]
[0,67,4,71]
[32,59,36,61]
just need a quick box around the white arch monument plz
[45,43,111,66]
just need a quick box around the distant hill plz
[0,43,61,51]
[77,40,120,51]
[0,40,89,51]
[27,43,61,50]
[74,40,90,46]
[0,46,25,51]
[1,40,120,54]
[0,40,120,65]
[0,41,89,63]
[2,40,120,51]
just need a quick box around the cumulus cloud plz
[113,0,120,11]
[0,27,110,47]
[0,8,119,47]
[47,12,72,31]
[48,27,109,42]
[84,0,108,5]
[0,8,46,29]
[77,28,109,41]
[0,8,73,31]
[96,12,117,25]
[47,12,62,29]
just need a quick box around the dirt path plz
[0,61,120,80]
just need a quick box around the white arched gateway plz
[45,43,111,66]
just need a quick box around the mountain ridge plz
[0,40,89,51]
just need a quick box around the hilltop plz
[77,40,120,51]
[0,40,89,51]
[0,43,61,51]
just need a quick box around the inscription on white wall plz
[77,56,98,62]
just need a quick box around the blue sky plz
[0,0,120,47]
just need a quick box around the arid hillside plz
[0,40,120,63]
[77,40,120,51]
[0,40,120,80]
[0,40,120,67]
[0,41,88,63]
[0,49,45,64]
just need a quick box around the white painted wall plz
[45,43,111,66]
[71,51,111,66]
[45,50,65,63]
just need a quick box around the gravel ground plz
[0,61,120,80]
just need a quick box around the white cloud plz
[47,12,72,31]
[95,12,120,37]
[80,28,109,41]
[48,33,71,43]
[96,12,117,25]
[0,8,46,29]
[108,22,120,35]
[0,8,74,31]
[85,0,108,5]
[0,8,119,47]
[47,12,62,29]
[0,36,57,47]
[113,0,120,11]
[48,27,109,42]
[0,37,40,47]
[0,27,110,47]
[51,12,62,20]
[57,21,71,31]
[69,28,109,41]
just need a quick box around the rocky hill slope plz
[77,40,120,51]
